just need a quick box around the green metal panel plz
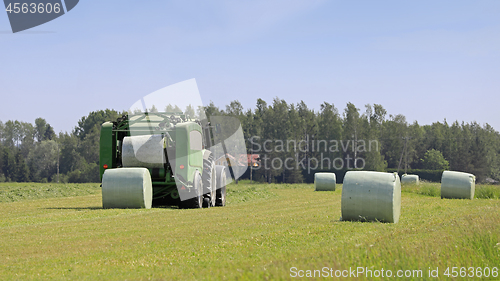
[175,122,202,184]
[99,122,116,181]
[188,130,203,169]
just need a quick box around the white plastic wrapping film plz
[122,135,165,169]
[102,168,153,209]
[341,171,401,223]
[209,115,248,183]
[401,174,419,185]
[441,171,475,199]
[314,173,336,191]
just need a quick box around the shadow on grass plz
[43,207,103,210]
[44,205,183,210]
[151,205,181,209]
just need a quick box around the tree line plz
[0,99,499,183]
[205,99,500,183]
[0,110,125,183]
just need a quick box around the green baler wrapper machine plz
[99,112,226,209]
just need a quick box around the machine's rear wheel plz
[180,171,203,209]
[215,165,227,207]
[202,154,216,208]
[203,197,211,208]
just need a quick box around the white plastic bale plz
[102,168,153,209]
[440,171,475,199]
[314,173,336,191]
[341,171,401,223]
[122,135,165,169]
[401,174,419,185]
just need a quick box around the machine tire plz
[203,197,211,208]
[215,165,227,207]
[180,170,203,209]
[202,154,216,207]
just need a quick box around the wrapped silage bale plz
[102,168,153,209]
[401,174,419,185]
[341,171,401,223]
[441,171,475,199]
[122,135,165,169]
[314,173,336,191]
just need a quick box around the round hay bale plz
[441,171,475,199]
[314,173,336,191]
[401,174,419,185]
[102,168,153,209]
[122,135,165,169]
[341,171,401,223]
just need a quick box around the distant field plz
[0,181,499,280]
[401,180,500,199]
[0,182,100,203]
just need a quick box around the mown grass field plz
[0,181,499,280]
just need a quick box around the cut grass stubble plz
[0,182,499,280]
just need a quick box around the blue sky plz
[1,0,499,133]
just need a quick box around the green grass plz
[475,184,500,199]
[0,182,499,280]
[402,181,441,197]
[0,182,101,203]
[402,181,500,199]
